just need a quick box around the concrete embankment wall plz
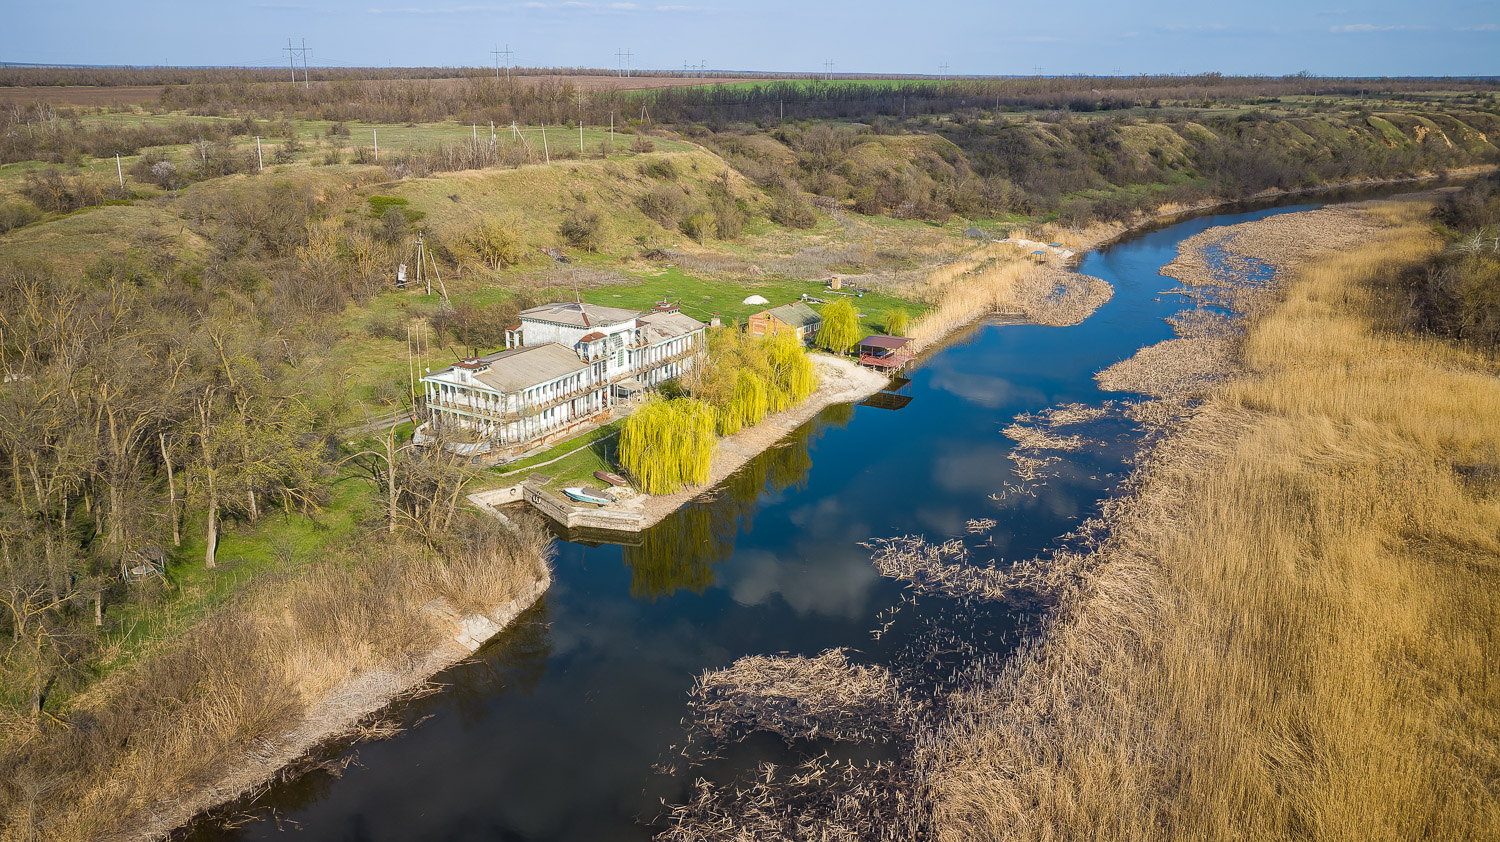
[469,481,645,532]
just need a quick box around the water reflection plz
[623,403,855,602]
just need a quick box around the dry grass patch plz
[0,513,554,842]
[921,201,1500,842]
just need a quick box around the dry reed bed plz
[688,649,915,745]
[666,650,929,840]
[920,200,1500,841]
[0,514,555,842]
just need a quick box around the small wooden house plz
[747,302,822,345]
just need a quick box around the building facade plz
[747,301,822,344]
[417,302,706,457]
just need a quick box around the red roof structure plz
[857,335,914,369]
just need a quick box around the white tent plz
[742,294,769,305]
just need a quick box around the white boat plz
[562,487,612,506]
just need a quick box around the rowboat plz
[562,487,612,506]
[593,470,629,487]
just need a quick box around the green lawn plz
[584,266,924,334]
[494,420,622,477]
[537,434,621,491]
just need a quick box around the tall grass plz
[922,203,1500,842]
[0,514,553,842]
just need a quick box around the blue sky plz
[2,0,1496,76]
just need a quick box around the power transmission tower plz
[1032,65,1044,76]
[284,39,310,88]
[492,44,513,80]
[616,48,632,78]
[824,60,834,81]
[939,63,949,79]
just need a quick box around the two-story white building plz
[417,301,707,458]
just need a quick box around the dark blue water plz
[186,191,1395,842]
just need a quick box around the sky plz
[2,0,1497,77]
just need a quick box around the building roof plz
[431,344,589,393]
[638,311,705,345]
[758,302,822,329]
[859,335,913,350]
[519,301,639,329]
[578,331,607,343]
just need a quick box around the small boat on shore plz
[593,470,629,487]
[562,487,612,506]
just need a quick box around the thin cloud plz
[1330,23,1428,32]
[366,4,510,13]
[1456,23,1499,31]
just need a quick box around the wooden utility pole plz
[415,231,427,295]
[256,135,263,169]
[115,154,123,188]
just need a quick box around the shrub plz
[769,193,817,229]
[632,135,656,153]
[680,209,714,243]
[0,200,42,234]
[559,205,607,252]
[711,194,745,240]
[638,183,689,226]
[464,216,527,268]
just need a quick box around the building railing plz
[428,382,601,421]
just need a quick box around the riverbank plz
[0,517,555,842]
[922,198,1500,841]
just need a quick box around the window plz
[616,349,625,368]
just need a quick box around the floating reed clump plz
[688,649,916,745]
[1001,423,1085,452]
[660,756,929,842]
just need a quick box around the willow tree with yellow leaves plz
[816,299,860,354]
[686,326,819,435]
[618,397,718,495]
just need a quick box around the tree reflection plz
[624,405,855,601]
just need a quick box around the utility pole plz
[115,154,123,188]
[285,38,298,84]
[491,44,502,80]
[256,135,264,169]
[301,38,311,88]
[541,124,549,163]
[372,129,377,161]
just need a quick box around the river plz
[185,184,1431,842]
